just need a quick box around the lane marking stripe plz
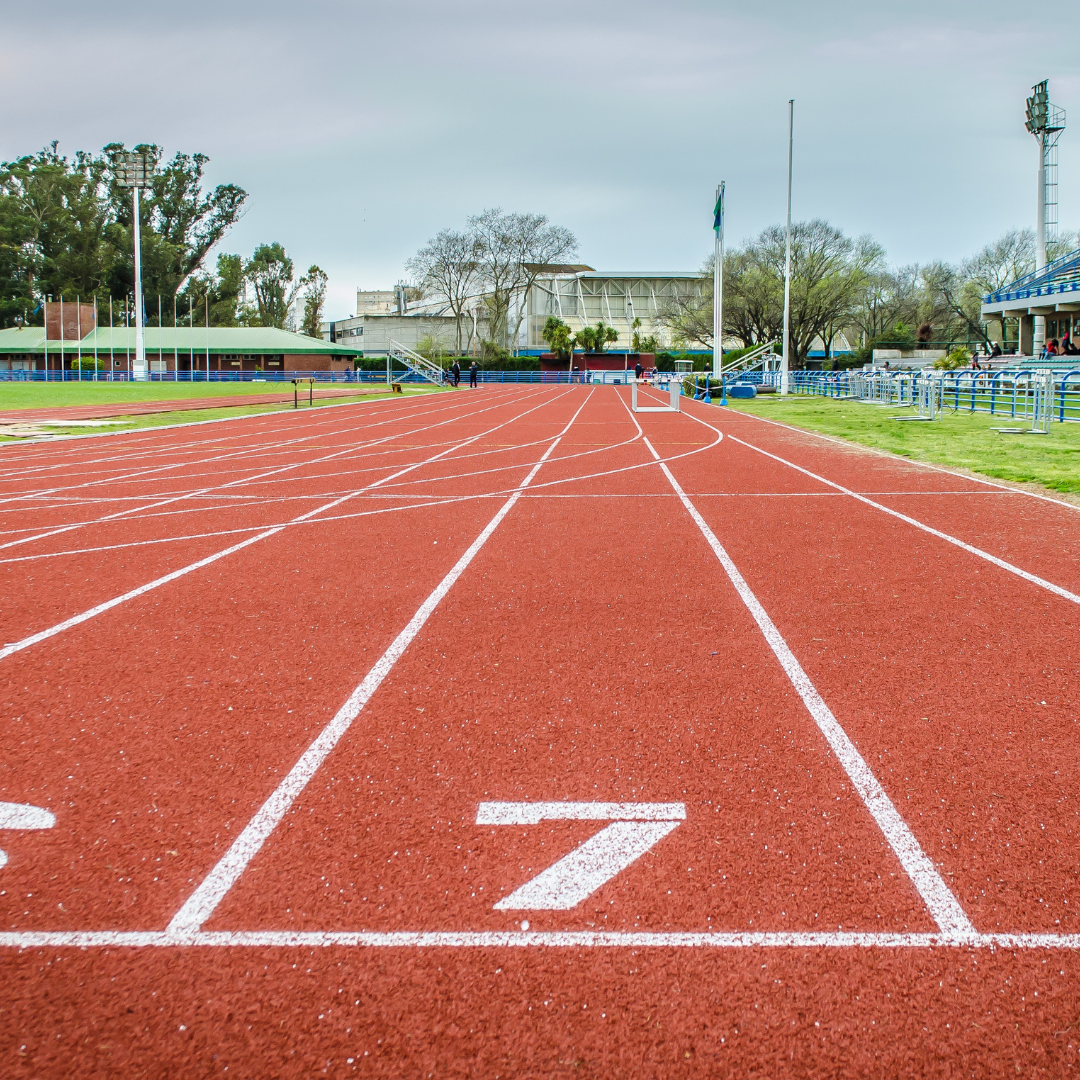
[0,930,1076,949]
[729,434,1080,607]
[166,392,593,933]
[637,427,976,939]
[0,391,570,663]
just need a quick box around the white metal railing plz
[721,340,779,376]
[388,339,449,387]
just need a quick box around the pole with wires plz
[781,99,793,396]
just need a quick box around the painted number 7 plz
[476,801,686,910]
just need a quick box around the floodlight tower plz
[1025,80,1066,357]
[113,151,150,380]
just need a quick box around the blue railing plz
[0,368,599,385]
[787,369,1080,423]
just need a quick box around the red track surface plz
[1,385,1079,1077]
[0,385,390,423]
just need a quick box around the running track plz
[1,384,1078,1076]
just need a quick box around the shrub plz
[934,347,971,370]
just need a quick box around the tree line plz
[406,208,577,356]
[0,142,327,336]
[659,221,1077,366]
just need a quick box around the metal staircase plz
[720,340,779,377]
[388,339,450,388]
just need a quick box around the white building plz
[322,270,704,355]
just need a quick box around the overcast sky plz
[3,0,1078,318]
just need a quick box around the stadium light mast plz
[1025,80,1066,357]
[780,99,793,395]
[113,150,150,381]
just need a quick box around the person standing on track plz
[452,360,461,386]
[469,360,478,387]
[634,360,644,380]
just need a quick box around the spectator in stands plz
[990,342,1003,359]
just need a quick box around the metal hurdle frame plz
[631,378,681,413]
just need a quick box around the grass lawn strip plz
[727,395,1080,500]
[0,382,362,409]
[0,390,437,443]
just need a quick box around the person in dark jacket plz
[469,361,478,387]
[634,361,644,379]
[452,360,461,386]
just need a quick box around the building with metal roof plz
[980,246,1080,354]
[321,270,704,355]
[0,323,361,376]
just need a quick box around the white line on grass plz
[0,389,570,663]
[727,434,1080,607]
[167,391,594,934]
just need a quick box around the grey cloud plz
[2,0,1078,316]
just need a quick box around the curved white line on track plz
[0,388,725,564]
[0,389,574,662]
[0,388,542,551]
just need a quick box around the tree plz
[244,242,299,328]
[660,220,875,364]
[468,208,577,350]
[0,140,247,328]
[541,315,574,360]
[576,321,619,353]
[406,229,479,352]
[300,264,328,338]
[102,142,248,303]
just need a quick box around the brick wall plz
[45,302,96,341]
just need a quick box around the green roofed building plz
[0,304,361,376]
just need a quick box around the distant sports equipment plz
[631,378,680,413]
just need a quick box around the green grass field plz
[727,394,1080,495]
[0,381,342,409]
[0,387,436,441]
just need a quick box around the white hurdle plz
[631,378,680,414]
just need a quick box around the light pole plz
[113,151,150,380]
[1025,81,1066,358]
[781,100,793,395]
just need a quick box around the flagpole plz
[781,99,793,396]
[712,184,721,381]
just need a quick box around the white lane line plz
[728,434,1080,607]
[0,390,570,664]
[167,393,593,934]
[727,406,1080,514]
[0,929,1077,949]
[0,385,465,481]
[0,389,524,551]
[633,425,975,939]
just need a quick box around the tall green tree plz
[300,264,328,338]
[0,140,247,328]
[244,242,298,328]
